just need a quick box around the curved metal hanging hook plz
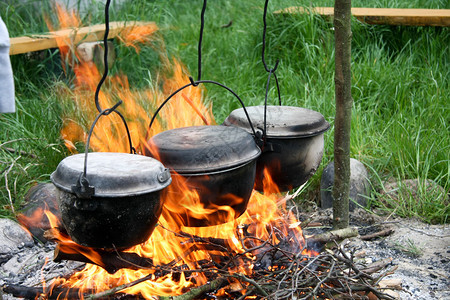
[261,0,279,74]
[261,0,282,107]
[94,0,111,113]
[196,0,207,82]
[91,0,135,154]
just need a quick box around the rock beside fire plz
[0,219,34,264]
[17,183,62,243]
[320,158,371,211]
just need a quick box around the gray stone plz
[0,219,34,263]
[320,158,371,211]
[18,183,62,243]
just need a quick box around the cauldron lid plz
[146,125,261,174]
[223,105,330,138]
[51,153,172,197]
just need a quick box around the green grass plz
[394,238,423,258]
[0,0,448,223]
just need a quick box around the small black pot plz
[224,105,330,192]
[51,153,171,250]
[144,125,261,227]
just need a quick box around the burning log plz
[54,244,155,274]
[2,284,93,299]
[157,278,228,300]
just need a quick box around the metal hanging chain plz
[91,0,135,154]
[261,0,281,107]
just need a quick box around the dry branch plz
[158,277,228,300]
[309,226,359,243]
[360,227,394,240]
[2,284,92,299]
[54,244,154,274]
[361,257,393,274]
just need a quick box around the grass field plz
[1,0,448,223]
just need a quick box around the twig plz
[309,260,336,299]
[230,273,269,297]
[0,138,39,148]
[158,277,227,300]
[2,147,37,158]
[85,273,155,300]
[360,257,393,274]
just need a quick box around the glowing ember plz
[20,3,317,298]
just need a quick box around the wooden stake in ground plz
[333,0,353,229]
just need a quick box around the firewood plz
[378,278,402,290]
[361,257,393,274]
[54,244,154,274]
[157,277,227,300]
[360,227,394,240]
[309,226,359,243]
[2,284,93,299]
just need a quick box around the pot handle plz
[146,79,260,145]
[71,100,131,199]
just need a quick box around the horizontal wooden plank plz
[9,21,156,55]
[276,7,450,27]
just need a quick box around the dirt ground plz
[301,208,450,299]
[1,205,448,299]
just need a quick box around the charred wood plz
[54,244,154,274]
[360,227,395,240]
[3,284,89,299]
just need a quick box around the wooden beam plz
[276,7,450,27]
[9,21,156,55]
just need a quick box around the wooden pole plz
[333,0,353,229]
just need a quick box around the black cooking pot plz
[144,125,261,227]
[223,105,330,192]
[51,152,171,250]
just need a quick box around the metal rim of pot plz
[223,105,331,140]
[146,125,261,175]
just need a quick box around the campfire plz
[9,3,399,300]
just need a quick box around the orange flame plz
[117,23,159,53]
[33,3,316,298]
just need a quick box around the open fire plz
[17,3,317,299]
[11,3,401,300]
